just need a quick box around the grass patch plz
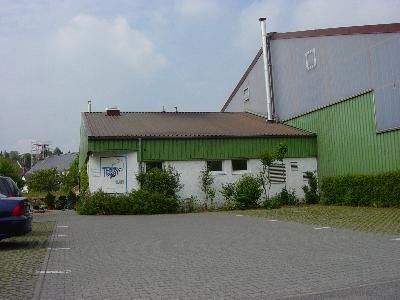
[235,205,400,234]
[0,221,54,299]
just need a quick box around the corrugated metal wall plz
[142,137,316,161]
[88,139,138,152]
[286,91,400,178]
[272,33,400,131]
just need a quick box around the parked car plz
[0,176,21,197]
[0,176,32,240]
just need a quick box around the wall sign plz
[100,156,127,193]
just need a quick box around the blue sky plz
[1,0,399,153]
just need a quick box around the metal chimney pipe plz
[88,100,92,113]
[259,18,272,121]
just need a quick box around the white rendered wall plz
[88,151,139,193]
[165,157,317,205]
[87,152,317,205]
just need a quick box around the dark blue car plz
[0,177,32,240]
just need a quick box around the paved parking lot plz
[33,211,400,299]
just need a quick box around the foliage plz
[26,168,60,193]
[179,196,203,213]
[235,175,262,209]
[80,164,89,194]
[321,171,400,207]
[221,176,262,210]
[0,157,23,187]
[220,182,236,210]
[258,143,288,201]
[262,187,299,209]
[302,171,320,204]
[199,166,216,209]
[263,196,282,209]
[137,166,182,198]
[75,190,180,215]
[44,192,56,209]
[53,147,63,155]
[60,155,79,192]
[278,187,299,206]
[55,195,67,210]
[66,190,78,209]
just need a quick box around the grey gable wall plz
[224,53,268,116]
[224,32,400,132]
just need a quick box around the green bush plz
[27,168,61,193]
[137,166,182,198]
[221,175,262,210]
[262,187,299,209]
[55,195,67,210]
[278,187,299,206]
[75,189,180,215]
[302,171,319,204]
[235,175,262,209]
[179,196,202,213]
[321,171,400,207]
[44,192,56,209]
[263,196,282,209]
[220,183,236,210]
[80,165,89,194]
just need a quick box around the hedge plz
[321,171,400,207]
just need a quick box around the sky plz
[1,0,399,153]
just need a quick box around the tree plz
[0,157,23,187]
[199,166,216,209]
[26,168,61,193]
[60,155,79,192]
[53,147,63,155]
[258,143,288,201]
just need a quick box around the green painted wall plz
[142,137,316,161]
[79,121,88,168]
[88,139,138,152]
[286,91,400,178]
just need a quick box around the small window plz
[232,159,247,171]
[243,87,250,102]
[291,162,298,171]
[207,160,223,172]
[145,161,162,171]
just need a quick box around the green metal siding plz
[88,139,138,152]
[79,120,88,168]
[285,91,400,178]
[142,137,316,161]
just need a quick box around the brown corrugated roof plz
[221,23,400,112]
[270,23,400,40]
[82,112,313,138]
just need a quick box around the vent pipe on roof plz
[88,100,92,113]
[259,18,273,121]
[106,106,120,116]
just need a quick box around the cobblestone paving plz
[0,221,54,300]
[33,211,400,299]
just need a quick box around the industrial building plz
[222,22,400,178]
[79,22,400,199]
[79,109,316,200]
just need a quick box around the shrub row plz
[75,190,179,215]
[321,171,400,207]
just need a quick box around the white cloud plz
[175,0,220,17]
[50,15,166,79]
[235,0,400,51]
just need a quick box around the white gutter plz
[259,18,272,121]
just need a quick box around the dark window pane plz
[207,160,222,171]
[232,160,247,171]
[146,161,162,171]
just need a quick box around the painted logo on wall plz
[100,156,127,193]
